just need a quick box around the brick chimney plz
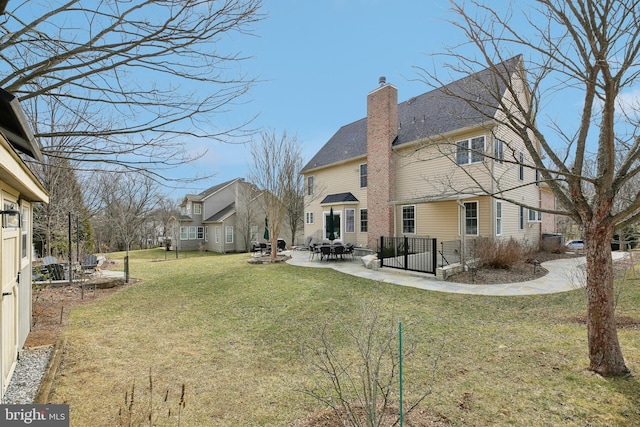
[366,77,398,249]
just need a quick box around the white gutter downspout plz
[457,198,466,268]
[393,204,397,239]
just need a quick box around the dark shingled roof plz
[0,88,43,161]
[182,178,241,204]
[301,56,521,173]
[199,178,240,198]
[204,202,235,222]
[320,192,359,204]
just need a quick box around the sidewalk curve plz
[285,250,628,296]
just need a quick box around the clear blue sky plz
[173,0,492,195]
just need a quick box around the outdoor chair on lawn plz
[259,242,269,254]
[42,256,57,266]
[82,254,98,273]
[46,263,66,281]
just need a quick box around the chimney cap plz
[378,76,386,86]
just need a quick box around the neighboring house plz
[178,178,297,253]
[0,88,49,401]
[301,56,552,252]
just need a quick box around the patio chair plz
[332,244,345,260]
[82,254,98,273]
[42,256,57,266]
[343,243,354,260]
[309,243,321,261]
[319,245,332,261]
[46,263,66,281]
[302,236,313,249]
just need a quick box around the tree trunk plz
[584,222,630,376]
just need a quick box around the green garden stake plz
[399,320,403,427]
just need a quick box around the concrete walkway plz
[284,249,628,296]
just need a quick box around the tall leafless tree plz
[1,0,263,181]
[416,0,639,376]
[247,130,303,259]
[234,180,263,252]
[92,172,160,253]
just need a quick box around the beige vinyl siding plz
[394,130,494,201]
[492,120,542,246]
[396,201,459,241]
[303,158,368,246]
[392,196,491,243]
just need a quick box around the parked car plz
[565,240,584,251]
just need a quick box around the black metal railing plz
[378,236,437,274]
[439,240,461,267]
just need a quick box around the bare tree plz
[151,196,181,249]
[299,300,441,427]
[32,155,92,258]
[235,181,263,252]
[283,146,305,247]
[1,0,263,180]
[415,0,639,376]
[247,130,303,259]
[92,172,161,253]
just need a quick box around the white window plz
[205,226,209,242]
[402,205,416,234]
[305,212,314,224]
[464,201,478,235]
[360,164,367,188]
[496,201,502,236]
[21,206,29,259]
[189,226,197,240]
[215,226,220,243]
[194,203,202,215]
[180,226,188,240]
[345,208,355,233]
[494,139,504,163]
[528,209,542,222]
[225,226,234,243]
[197,226,204,239]
[456,136,485,165]
[360,209,368,232]
[307,176,314,196]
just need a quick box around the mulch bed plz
[27,275,132,348]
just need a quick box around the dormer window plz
[194,203,202,215]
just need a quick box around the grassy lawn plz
[50,249,640,426]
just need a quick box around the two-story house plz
[301,56,550,254]
[0,88,49,401]
[179,178,298,253]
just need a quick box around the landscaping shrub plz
[473,237,533,269]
